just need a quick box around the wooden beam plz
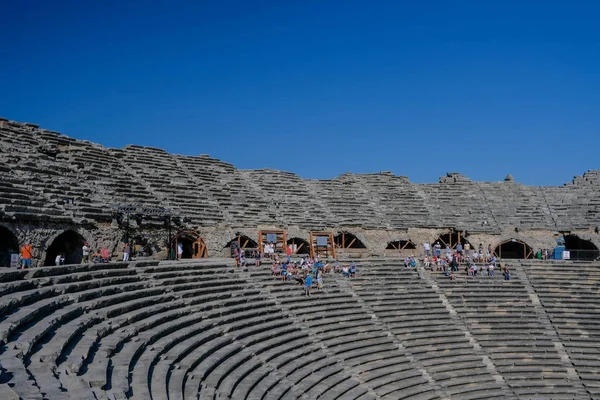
[347,237,357,248]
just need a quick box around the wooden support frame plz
[173,230,208,259]
[231,235,258,250]
[258,230,287,255]
[310,232,336,259]
[436,231,467,249]
[493,239,533,259]
[387,240,417,250]
[287,238,310,255]
[334,232,366,249]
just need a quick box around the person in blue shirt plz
[349,261,357,277]
[281,262,288,281]
[304,273,313,297]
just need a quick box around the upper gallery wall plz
[1,118,599,233]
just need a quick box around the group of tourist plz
[420,241,511,281]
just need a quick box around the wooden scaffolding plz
[310,232,336,259]
[258,230,287,255]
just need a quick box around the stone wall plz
[1,118,599,262]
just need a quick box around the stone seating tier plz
[2,120,599,231]
[1,259,600,398]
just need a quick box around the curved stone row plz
[0,259,599,399]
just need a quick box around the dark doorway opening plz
[0,226,19,268]
[494,239,533,259]
[334,232,366,249]
[564,235,599,260]
[287,238,310,254]
[386,240,416,250]
[178,236,194,259]
[45,230,86,266]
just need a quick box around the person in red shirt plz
[286,245,292,263]
[21,243,33,269]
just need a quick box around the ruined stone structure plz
[1,117,599,266]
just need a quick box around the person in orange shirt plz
[21,242,33,269]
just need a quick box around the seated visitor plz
[101,247,110,262]
[470,263,478,276]
[281,262,288,281]
[350,261,356,277]
[342,265,350,277]
[488,263,495,276]
[334,260,341,273]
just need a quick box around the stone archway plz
[287,237,310,254]
[44,230,87,266]
[564,234,599,260]
[224,235,258,257]
[386,240,416,250]
[435,232,472,250]
[173,230,208,259]
[494,239,533,259]
[334,232,367,249]
[0,226,19,268]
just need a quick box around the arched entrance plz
[173,230,208,259]
[334,232,367,249]
[435,232,472,250]
[386,240,416,250]
[287,237,310,254]
[494,239,533,259]
[0,226,19,268]
[564,235,599,260]
[224,235,258,257]
[44,230,87,266]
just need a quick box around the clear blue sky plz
[1,1,599,185]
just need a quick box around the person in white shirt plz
[488,263,495,277]
[82,242,90,263]
[423,242,431,256]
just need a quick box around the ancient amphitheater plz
[2,118,600,399]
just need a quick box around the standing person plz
[254,249,261,267]
[286,245,292,263]
[316,270,323,290]
[456,242,463,257]
[503,265,511,280]
[464,242,471,257]
[304,272,313,297]
[234,248,240,268]
[177,242,183,260]
[122,242,130,262]
[423,241,431,257]
[21,242,33,269]
[82,242,90,264]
